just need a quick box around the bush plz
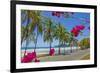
[79,38,90,50]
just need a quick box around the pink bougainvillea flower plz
[76,25,81,31]
[21,55,29,63]
[49,48,55,56]
[71,29,79,37]
[79,25,85,30]
[71,27,80,37]
[21,55,33,63]
[56,12,61,17]
[71,25,85,37]
[21,52,37,63]
[34,58,40,62]
[75,26,81,32]
[74,31,79,37]
[52,11,64,17]
[76,25,85,30]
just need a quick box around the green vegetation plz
[54,23,69,55]
[21,10,43,57]
[79,38,90,50]
[43,19,55,51]
[81,54,90,60]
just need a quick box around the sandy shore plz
[38,49,90,62]
[21,47,80,58]
[21,48,90,62]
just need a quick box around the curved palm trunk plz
[50,41,52,50]
[21,40,23,45]
[49,33,52,54]
[24,39,29,57]
[70,42,73,53]
[23,17,29,57]
[34,28,39,52]
[64,42,66,55]
[76,42,79,51]
[21,37,24,45]
[23,28,29,57]
[58,40,61,55]
[49,24,52,54]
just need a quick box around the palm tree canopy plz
[43,19,55,43]
[54,23,67,41]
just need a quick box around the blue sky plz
[21,10,90,47]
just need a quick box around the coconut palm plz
[21,10,31,57]
[24,27,35,57]
[68,33,78,53]
[21,26,26,45]
[21,10,36,45]
[54,23,67,55]
[21,10,43,53]
[43,19,55,53]
[21,10,42,57]
[21,22,36,57]
[29,11,44,52]
[61,32,69,55]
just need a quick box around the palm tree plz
[21,10,32,57]
[23,26,35,57]
[43,19,55,53]
[22,10,43,53]
[29,11,43,52]
[54,23,67,55]
[68,33,78,53]
[21,26,26,45]
[61,32,69,55]
[21,24,33,57]
[21,10,43,57]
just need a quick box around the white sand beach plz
[21,47,80,57]
[21,47,90,61]
[38,49,90,62]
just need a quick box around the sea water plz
[21,47,80,57]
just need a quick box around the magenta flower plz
[76,25,85,30]
[49,48,55,56]
[21,52,37,63]
[79,25,85,30]
[71,25,85,37]
[71,27,79,37]
[34,58,40,62]
[52,11,64,17]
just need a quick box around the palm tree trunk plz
[58,40,61,55]
[21,29,29,57]
[49,25,52,54]
[50,41,52,50]
[21,38,24,45]
[23,17,29,57]
[49,32,52,51]
[64,43,66,55]
[21,40,23,45]
[34,28,39,52]
[24,38,29,57]
[70,42,73,53]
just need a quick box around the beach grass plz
[37,54,49,58]
[81,54,90,60]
